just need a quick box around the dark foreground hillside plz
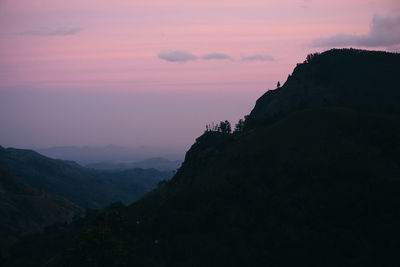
[0,147,172,257]
[0,167,82,252]
[5,49,400,267]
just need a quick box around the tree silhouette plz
[219,120,231,134]
[277,81,281,88]
[234,119,245,132]
[205,122,220,132]
[305,52,320,63]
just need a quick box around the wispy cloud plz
[158,50,198,62]
[242,54,274,62]
[312,14,400,47]
[201,53,233,61]
[158,50,274,63]
[19,27,84,36]
[299,0,312,9]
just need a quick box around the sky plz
[0,0,399,151]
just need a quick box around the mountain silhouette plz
[5,49,400,267]
[250,49,400,119]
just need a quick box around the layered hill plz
[0,147,173,209]
[36,145,184,165]
[6,49,400,267]
[85,157,182,171]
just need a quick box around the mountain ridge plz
[85,157,182,171]
[35,145,184,165]
[0,146,173,209]
[250,48,400,121]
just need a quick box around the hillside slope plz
[6,49,400,267]
[0,166,82,252]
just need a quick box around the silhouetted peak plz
[249,48,400,122]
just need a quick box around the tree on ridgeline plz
[234,119,245,133]
[305,52,320,63]
[205,122,219,132]
[219,120,231,134]
[205,120,232,134]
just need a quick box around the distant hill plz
[0,146,173,209]
[35,145,184,165]
[86,157,182,171]
[0,166,82,252]
[6,49,400,267]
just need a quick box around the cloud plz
[299,0,312,9]
[158,51,233,62]
[158,50,198,62]
[201,53,233,60]
[242,54,274,62]
[313,14,400,47]
[19,27,84,36]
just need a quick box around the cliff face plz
[6,49,400,267]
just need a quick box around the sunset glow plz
[0,0,399,149]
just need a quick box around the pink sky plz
[0,0,399,150]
